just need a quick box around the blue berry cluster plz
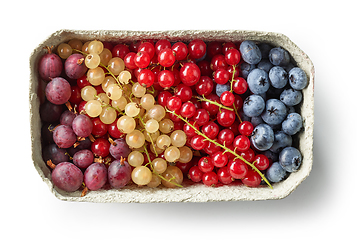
[239,40,307,183]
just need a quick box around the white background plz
[1,1,355,239]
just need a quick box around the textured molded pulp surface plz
[29,29,314,203]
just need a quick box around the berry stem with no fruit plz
[165,108,272,189]
[195,95,234,112]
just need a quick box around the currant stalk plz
[165,108,272,189]
[195,95,234,112]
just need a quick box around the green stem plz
[230,65,236,93]
[165,108,273,189]
[195,95,234,112]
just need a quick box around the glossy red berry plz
[198,156,214,173]
[137,41,155,59]
[229,159,248,179]
[191,135,208,151]
[239,148,255,163]
[220,91,235,106]
[91,118,108,137]
[239,121,254,136]
[202,171,218,186]
[201,121,220,139]
[137,69,155,87]
[188,39,206,59]
[124,52,137,69]
[183,120,199,137]
[155,39,171,55]
[232,77,248,94]
[210,54,227,71]
[214,68,230,85]
[217,108,236,127]
[179,62,201,86]
[180,101,196,118]
[157,70,175,88]
[158,48,176,67]
[188,166,203,182]
[172,42,188,61]
[195,76,214,96]
[225,48,241,66]
[192,108,210,126]
[242,169,261,187]
[211,151,228,168]
[157,90,172,107]
[253,154,270,171]
[91,138,110,158]
[203,140,221,155]
[174,84,192,102]
[166,96,182,111]
[217,129,235,146]
[134,51,151,68]
[112,43,130,59]
[233,135,250,152]
[217,166,233,185]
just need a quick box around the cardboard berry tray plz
[29,29,314,202]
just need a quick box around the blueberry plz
[279,147,302,172]
[251,116,264,127]
[263,150,279,162]
[289,67,308,90]
[270,131,292,153]
[269,47,290,66]
[258,43,273,59]
[239,40,262,64]
[261,99,287,125]
[247,68,270,94]
[257,59,273,73]
[243,94,265,117]
[280,88,302,107]
[250,123,274,151]
[269,66,288,89]
[215,83,230,97]
[240,62,256,79]
[266,162,287,183]
[282,113,303,135]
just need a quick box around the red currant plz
[225,48,241,66]
[157,70,175,88]
[253,154,270,171]
[239,148,255,163]
[69,85,82,105]
[180,62,201,86]
[203,140,221,155]
[124,52,137,69]
[172,42,188,61]
[155,39,171,55]
[201,93,220,116]
[207,41,222,58]
[229,159,248,179]
[137,41,155,59]
[137,69,155,87]
[183,120,199,137]
[180,101,196,118]
[188,166,203,182]
[192,108,210,126]
[195,76,214,96]
[91,138,110,158]
[222,42,237,54]
[217,108,236,127]
[217,129,235,146]
[214,68,230,84]
[197,60,213,76]
[158,48,176,67]
[188,39,206,59]
[157,90,172,107]
[191,135,208,151]
[210,54,228,71]
[202,171,218,186]
[166,96,182,111]
[198,156,214,173]
[134,51,151,68]
[241,169,261,187]
[174,84,192,102]
[232,77,248,94]
[217,166,233,185]
[238,121,254,136]
[233,135,250,152]
[112,43,130,59]
[211,151,228,168]
[107,119,124,139]
[91,117,108,137]
[220,91,235,106]
[201,121,219,139]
